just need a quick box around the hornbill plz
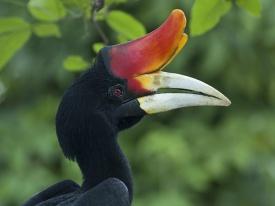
[23,9,230,206]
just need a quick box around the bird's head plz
[56,9,230,161]
[101,9,230,128]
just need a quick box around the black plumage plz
[24,178,130,206]
[23,51,144,206]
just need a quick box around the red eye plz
[113,88,123,97]
[108,84,125,100]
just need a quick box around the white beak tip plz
[220,96,231,107]
[224,99,232,106]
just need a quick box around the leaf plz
[237,0,261,17]
[106,10,146,40]
[92,42,105,53]
[63,55,89,72]
[28,0,67,22]
[33,23,61,37]
[191,0,232,36]
[0,17,31,70]
[116,34,128,43]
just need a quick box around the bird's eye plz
[108,84,125,100]
[113,88,123,97]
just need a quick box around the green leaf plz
[106,10,146,40]
[116,34,128,43]
[92,42,105,53]
[63,55,89,72]
[191,0,232,36]
[28,0,66,22]
[0,17,31,70]
[33,23,61,37]
[237,0,261,17]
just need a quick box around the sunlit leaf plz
[28,0,67,21]
[0,18,31,70]
[191,0,232,36]
[237,0,261,16]
[33,23,61,37]
[63,55,89,72]
[106,10,146,40]
[92,42,105,53]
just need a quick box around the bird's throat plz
[78,135,133,202]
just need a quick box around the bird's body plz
[23,179,130,206]
[23,9,230,206]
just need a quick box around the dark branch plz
[92,0,109,44]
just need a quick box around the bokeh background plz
[1,0,275,205]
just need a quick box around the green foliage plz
[135,191,191,206]
[0,0,68,70]
[191,0,232,36]
[237,0,262,16]
[105,0,128,6]
[92,42,105,53]
[0,0,145,71]
[28,0,67,21]
[0,0,264,71]
[63,55,90,71]
[106,10,146,40]
[0,17,31,69]
[1,0,274,206]
[190,0,262,36]
[61,0,91,19]
[33,23,61,37]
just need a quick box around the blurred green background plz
[1,0,275,205]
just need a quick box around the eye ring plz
[108,84,125,100]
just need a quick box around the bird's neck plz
[77,133,133,201]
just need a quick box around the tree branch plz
[92,0,109,44]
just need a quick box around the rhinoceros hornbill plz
[23,9,230,206]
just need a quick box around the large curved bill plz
[134,72,231,104]
[138,93,230,114]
